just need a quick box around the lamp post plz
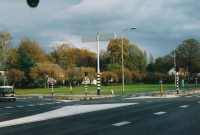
[122,27,137,93]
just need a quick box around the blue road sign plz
[3,76,7,81]
[159,79,164,84]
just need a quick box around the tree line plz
[0,29,200,88]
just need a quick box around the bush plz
[34,83,41,88]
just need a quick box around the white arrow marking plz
[0,103,137,128]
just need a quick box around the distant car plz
[0,86,16,102]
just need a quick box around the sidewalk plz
[16,94,116,100]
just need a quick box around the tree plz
[29,64,61,88]
[66,68,80,88]
[149,53,154,64]
[15,49,35,87]
[106,63,121,72]
[175,39,200,72]
[0,29,13,67]
[124,44,147,72]
[81,67,96,86]
[18,36,47,63]
[107,38,130,65]
[6,68,25,87]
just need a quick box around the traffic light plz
[85,72,88,77]
[27,0,39,8]
[175,66,180,72]
[51,71,54,78]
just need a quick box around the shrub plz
[34,83,41,88]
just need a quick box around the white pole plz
[97,33,100,95]
[174,46,176,88]
[122,32,124,93]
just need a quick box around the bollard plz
[160,84,163,94]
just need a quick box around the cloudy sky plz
[0,0,200,61]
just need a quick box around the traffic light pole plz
[177,73,179,94]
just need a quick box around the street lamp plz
[122,27,137,93]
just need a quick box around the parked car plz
[0,86,16,101]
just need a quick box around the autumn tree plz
[81,67,96,86]
[6,68,25,87]
[0,29,13,67]
[117,68,133,81]
[66,68,80,88]
[17,36,47,63]
[107,38,130,65]
[29,63,61,88]
[6,37,47,69]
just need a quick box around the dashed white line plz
[180,105,189,108]
[4,107,13,109]
[27,104,35,107]
[16,105,24,108]
[154,112,167,115]
[113,121,131,126]
[37,103,45,105]
[185,96,192,97]
[197,101,200,103]
[46,103,54,104]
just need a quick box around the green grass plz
[14,83,200,95]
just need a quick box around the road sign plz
[50,79,53,84]
[159,79,164,84]
[81,33,116,43]
[3,76,7,81]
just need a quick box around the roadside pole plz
[3,76,6,86]
[159,79,163,94]
[177,74,179,94]
[196,78,197,86]
[81,33,116,95]
[50,79,53,95]
[85,77,87,95]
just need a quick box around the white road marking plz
[38,104,44,105]
[185,96,192,97]
[124,95,179,99]
[46,103,54,104]
[154,112,167,115]
[27,104,35,106]
[21,98,27,99]
[26,109,40,112]
[113,121,131,126]
[54,102,62,103]
[4,107,13,109]
[147,101,152,102]
[107,100,114,101]
[0,103,137,127]
[197,101,200,103]
[0,113,11,115]
[28,97,33,98]
[180,105,189,108]
[16,105,24,108]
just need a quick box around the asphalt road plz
[0,92,200,135]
